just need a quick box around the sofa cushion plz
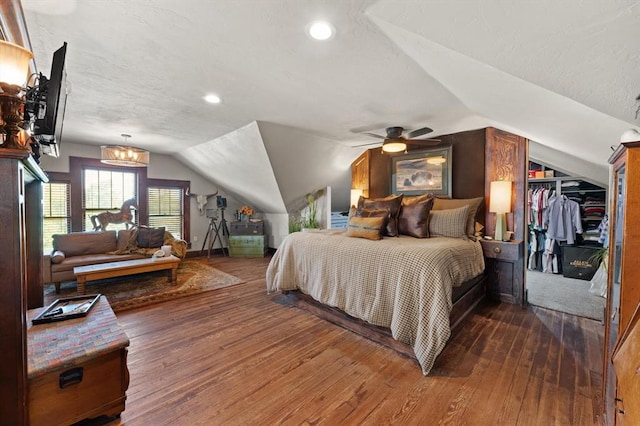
[50,253,147,274]
[136,226,166,248]
[117,229,135,251]
[52,231,118,257]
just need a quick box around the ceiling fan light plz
[382,141,407,153]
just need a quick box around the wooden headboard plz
[351,127,528,239]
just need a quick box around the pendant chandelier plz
[101,134,149,167]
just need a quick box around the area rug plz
[43,259,245,312]
[526,270,605,321]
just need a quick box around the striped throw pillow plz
[346,216,386,240]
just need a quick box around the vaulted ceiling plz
[21,0,640,209]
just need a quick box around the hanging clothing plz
[597,214,609,247]
[543,195,583,244]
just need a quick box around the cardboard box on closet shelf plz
[535,171,545,178]
[544,170,554,177]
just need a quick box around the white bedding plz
[266,229,485,375]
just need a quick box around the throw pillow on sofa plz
[136,226,166,248]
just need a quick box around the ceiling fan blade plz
[361,132,386,139]
[353,141,384,148]
[404,139,442,145]
[407,127,434,138]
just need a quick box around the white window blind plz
[43,182,71,252]
[148,186,183,239]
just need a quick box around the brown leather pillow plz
[402,192,433,206]
[398,197,435,238]
[358,194,403,237]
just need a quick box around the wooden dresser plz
[27,297,129,425]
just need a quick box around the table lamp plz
[350,189,363,208]
[489,180,512,241]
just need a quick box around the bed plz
[266,227,486,375]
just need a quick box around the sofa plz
[44,228,188,293]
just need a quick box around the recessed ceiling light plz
[307,21,335,41]
[204,94,221,104]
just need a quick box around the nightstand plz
[479,239,524,304]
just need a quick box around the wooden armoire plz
[0,149,47,425]
[603,140,640,424]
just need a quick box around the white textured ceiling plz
[21,0,640,188]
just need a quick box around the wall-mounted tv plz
[27,42,68,158]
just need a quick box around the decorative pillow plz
[429,205,470,238]
[346,216,386,241]
[136,226,166,248]
[402,192,434,206]
[358,194,403,237]
[398,197,435,238]
[50,250,65,264]
[432,196,483,236]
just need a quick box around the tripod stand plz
[201,208,230,258]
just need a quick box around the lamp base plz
[494,212,506,242]
[0,84,29,151]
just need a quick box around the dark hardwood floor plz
[107,254,603,425]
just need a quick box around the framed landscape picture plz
[391,146,452,196]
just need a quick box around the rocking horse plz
[91,198,138,231]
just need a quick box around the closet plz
[526,161,607,317]
[527,161,606,276]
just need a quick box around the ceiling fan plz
[355,126,442,153]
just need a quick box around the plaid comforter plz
[266,229,485,375]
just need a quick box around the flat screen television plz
[31,42,68,158]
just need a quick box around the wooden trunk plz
[27,298,130,425]
[29,349,129,426]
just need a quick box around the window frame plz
[59,156,190,243]
[147,178,191,240]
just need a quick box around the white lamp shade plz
[350,189,363,207]
[0,40,33,86]
[489,180,512,213]
[382,141,407,153]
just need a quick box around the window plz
[57,157,191,244]
[43,181,71,252]
[83,168,137,231]
[148,186,184,239]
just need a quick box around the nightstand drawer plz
[480,240,523,261]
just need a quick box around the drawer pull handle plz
[59,367,83,388]
[493,247,502,254]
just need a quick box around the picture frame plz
[32,294,101,325]
[391,146,453,196]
